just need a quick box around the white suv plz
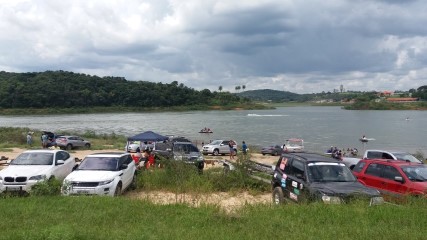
[0,150,76,193]
[202,140,235,156]
[62,152,137,196]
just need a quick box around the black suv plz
[154,142,204,171]
[271,153,383,205]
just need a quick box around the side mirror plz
[56,160,65,165]
[394,176,404,183]
[120,164,128,170]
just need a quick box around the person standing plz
[26,132,33,147]
[241,141,248,161]
[41,132,48,148]
[228,140,235,160]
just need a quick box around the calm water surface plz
[0,106,425,154]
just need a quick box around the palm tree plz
[218,86,223,92]
[242,85,246,91]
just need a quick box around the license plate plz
[77,190,89,194]
[6,186,22,191]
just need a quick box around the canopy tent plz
[127,131,168,142]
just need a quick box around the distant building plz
[386,97,419,103]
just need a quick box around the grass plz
[0,196,425,240]
[0,127,126,150]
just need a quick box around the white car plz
[0,150,76,193]
[62,152,137,196]
[202,140,236,156]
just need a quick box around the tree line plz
[0,71,251,109]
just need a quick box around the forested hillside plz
[0,71,251,109]
[237,89,301,102]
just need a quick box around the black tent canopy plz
[127,131,168,142]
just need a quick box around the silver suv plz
[56,136,91,150]
[202,140,235,156]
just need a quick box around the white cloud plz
[0,0,426,93]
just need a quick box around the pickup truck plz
[342,149,423,170]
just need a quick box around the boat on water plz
[199,128,213,133]
[282,138,304,153]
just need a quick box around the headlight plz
[99,179,114,186]
[29,175,46,181]
[370,197,384,206]
[322,195,342,204]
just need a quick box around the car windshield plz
[78,157,119,171]
[401,165,427,182]
[11,152,54,165]
[392,153,422,163]
[307,162,356,182]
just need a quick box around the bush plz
[30,178,62,196]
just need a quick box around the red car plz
[352,159,427,200]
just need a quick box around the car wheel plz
[84,143,91,149]
[114,182,122,196]
[272,187,285,205]
[130,173,137,190]
[213,149,220,156]
[66,144,73,150]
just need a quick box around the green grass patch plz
[0,196,425,239]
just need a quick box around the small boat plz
[283,138,304,153]
[199,128,213,133]
[359,137,375,143]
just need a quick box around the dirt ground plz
[0,148,278,211]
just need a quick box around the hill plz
[237,89,301,102]
[0,71,261,111]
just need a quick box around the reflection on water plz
[0,107,426,155]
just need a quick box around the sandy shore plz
[0,147,279,167]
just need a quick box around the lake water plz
[0,106,426,155]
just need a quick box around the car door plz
[359,163,386,191]
[120,155,134,188]
[220,140,230,154]
[286,158,307,203]
[51,151,71,180]
[380,165,409,196]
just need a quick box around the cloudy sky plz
[0,0,426,93]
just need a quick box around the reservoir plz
[0,106,425,155]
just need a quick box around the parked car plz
[41,131,59,148]
[125,141,154,153]
[62,152,137,196]
[261,145,283,156]
[271,152,383,205]
[352,159,427,199]
[0,149,76,194]
[343,149,423,170]
[282,138,304,153]
[202,140,235,156]
[154,142,204,171]
[56,135,91,150]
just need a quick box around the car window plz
[393,153,421,163]
[56,151,67,161]
[382,153,394,159]
[78,157,119,171]
[401,165,427,182]
[367,151,382,159]
[382,165,402,180]
[365,163,384,177]
[353,161,366,173]
[290,159,305,179]
[124,155,133,165]
[188,145,199,152]
[308,162,356,182]
[11,152,54,165]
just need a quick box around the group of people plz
[228,140,248,160]
[132,147,155,169]
[327,146,358,160]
